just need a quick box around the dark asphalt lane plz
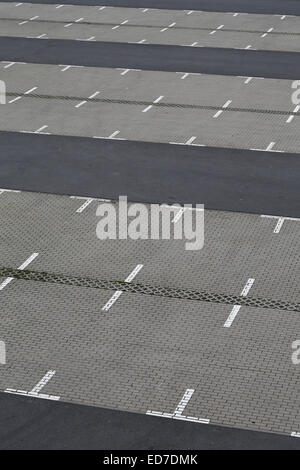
[1,131,299,218]
[1,37,300,80]
[0,392,299,450]
[1,0,300,16]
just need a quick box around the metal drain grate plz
[0,267,299,313]
[7,92,300,117]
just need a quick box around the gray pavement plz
[0,0,300,451]
[1,62,300,153]
[0,3,300,52]
[0,189,299,438]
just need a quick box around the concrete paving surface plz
[0,0,299,450]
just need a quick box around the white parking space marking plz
[5,370,60,401]
[0,341,6,365]
[0,188,20,196]
[112,19,128,30]
[286,105,300,123]
[261,28,274,38]
[213,100,232,118]
[147,389,210,424]
[142,95,164,113]
[261,215,300,233]
[251,142,283,153]
[102,264,144,311]
[0,253,39,291]
[291,432,300,438]
[161,22,176,32]
[224,278,255,328]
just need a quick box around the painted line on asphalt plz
[0,252,39,291]
[142,95,164,113]
[102,264,144,311]
[261,214,300,233]
[213,99,232,118]
[224,278,255,328]
[5,370,60,401]
[147,388,210,424]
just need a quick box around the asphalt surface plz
[1,132,300,218]
[1,37,300,79]
[1,392,300,450]
[2,0,300,16]
[0,0,299,451]
[1,3,300,52]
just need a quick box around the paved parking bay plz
[0,0,300,450]
[0,189,299,437]
[0,3,300,52]
[0,62,300,153]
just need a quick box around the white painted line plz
[30,16,39,20]
[173,388,194,417]
[240,278,255,297]
[266,141,276,151]
[261,27,273,38]
[213,100,232,118]
[213,110,223,118]
[76,198,94,213]
[190,41,198,46]
[75,17,84,22]
[5,370,59,400]
[64,23,72,27]
[291,432,300,438]
[0,188,20,194]
[261,214,300,233]
[0,253,39,291]
[142,105,152,113]
[224,278,255,328]
[261,215,300,222]
[30,370,56,394]
[223,100,232,108]
[19,20,28,25]
[24,87,37,94]
[217,25,224,29]
[147,389,210,424]
[75,100,87,108]
[0,341,6,364]
[172,208,186,223]
[88,91,100,99]
[185,136,197,145]
[35,125,48,134]
[153,95,164,104]
[274,217,285,233]
[102,264,143,311]
[56,5,64,9]
[108,130,120,139]
[124,264,143,283]
[9,96,21,104]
